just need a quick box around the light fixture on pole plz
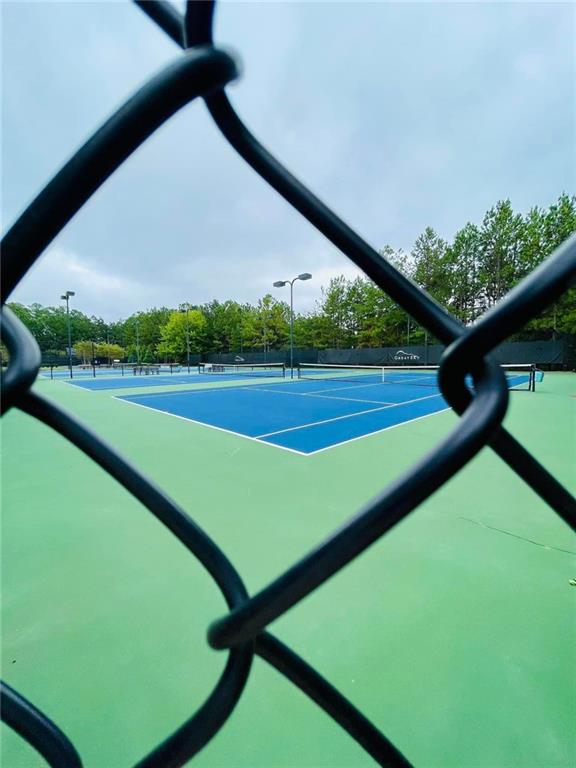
[273,273,312,377]
[60,290,75,378]
[179,302,191,373]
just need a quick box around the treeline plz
[305,193,576,348]
[7,194,575,363]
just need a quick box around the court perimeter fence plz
[1,2,575,767]
[204,337,576,370]
[34,337,574,375]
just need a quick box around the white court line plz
[249,386,394,406]
[255,392,442,439]
[387,376,437,385]
[50,373,195,391]
[39,372,100,390]
[301,406,452,456]
[120,378,288,399]
[112,396,309,456]
[307,393,393,405]
[52,378,96,392]
[299,380,387,395]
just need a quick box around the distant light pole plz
[179,302,191,372]
[60,290,75,378]
[273,273,312,377]
[135,318,141,364]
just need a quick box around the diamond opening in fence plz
[2,3,575,768]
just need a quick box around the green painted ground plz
[2,373,575,768]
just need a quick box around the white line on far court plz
[299,380,387,395]
[249,386,394,406]
[300,405,452,456]
[255,392,442,439]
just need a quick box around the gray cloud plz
[3,1,574,321]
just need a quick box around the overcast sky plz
[2,1,574,321]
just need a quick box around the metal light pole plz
[135,318,140,364]
[180,303,191,372]
[273,273,312,378]
[60,290,75,378]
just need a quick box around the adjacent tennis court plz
[49,362,287,391]
[116,364,538,454]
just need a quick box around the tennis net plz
[198,362,286,378]
[297,363,541,391]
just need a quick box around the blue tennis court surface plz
[46,364,288,390]
[48,371,285,390]
[117,377,450,455]
[66,373,224,390]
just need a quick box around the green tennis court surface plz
[2,373,575,767]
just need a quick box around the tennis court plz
[2,1,574,765]
[50,363,287,391]
[2,370,574,768]
[116,364,537,454]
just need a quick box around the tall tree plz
[522,194,576,336]
[477,200,524,309]
[316,276,352,348]
[412,227,449,304]
[445,223,482,324]
[156,310,207,361]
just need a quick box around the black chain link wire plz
[1,2,575,766]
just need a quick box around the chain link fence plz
[1,2,575,766]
